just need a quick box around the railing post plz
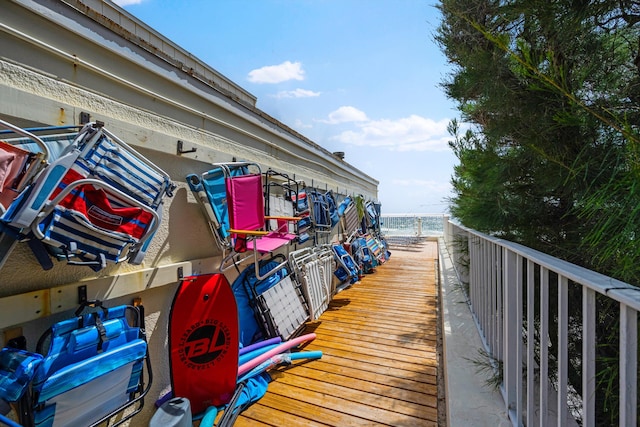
[539,267,549,427]
[503,248,519,419]
[582,288,595,427]
[496,243,504,364]
[558,276,568,426]
[526,260,535,425]
[619,304,637,427]
[443,215,450,243]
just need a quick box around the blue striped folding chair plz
[3,121,174,270]
[306,190,332,241]
[338,196,361,243]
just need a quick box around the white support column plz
[539,267,549,427]
[526,260,536,425]
[557,276,569,426]
[619,304,637,427]
[515,254,523,423]
[496,244,504,363]
[503,248,518,419]
[582,287,596,427]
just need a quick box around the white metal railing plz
[443,220,639,427]
[380,214,444,243]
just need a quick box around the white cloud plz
[319,106,368,124]
[247,61,305,84]
[331,114,451,152]
[272,88,321,99]
[112,0,144,5]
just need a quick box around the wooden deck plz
[235,240,441,426]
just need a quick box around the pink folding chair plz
[0,119,51,212]
[221,163,299,279]
[0,141,32,211]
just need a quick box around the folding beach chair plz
[350,236,375,274]
[0,120,81,269]
[289,245,335,321]
[0,301,152,427]
[306,190,332,242]
[1,122,174,270]
[290,187,309,215]
[269,175,312,242]
[232,256,309,346]
[0,140,36,215]
[287,187,312,244]
[331,243,359,285]
[187,162,299,280]
[363,200,382,234]
[338,196,361,243]
[186,163,249,254]
[0,119,53,213]
[325,191,340,229]
[263,169,310,243]
[365,232,391,266]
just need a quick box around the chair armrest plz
[228,229,270,236]
[265,216,301,222]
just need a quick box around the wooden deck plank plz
[311,324,435,351]
[235,240,441,426]
[306,359,438,395]
[285,365,438,408]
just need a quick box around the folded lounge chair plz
[232,256,309,346]
[1,122,174,270]
[338,196,361,243]
[287,188,312,244]
[365,232,391,266]
[289,245,335,321]
[0,301,152,427]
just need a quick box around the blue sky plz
[114,0,459,214]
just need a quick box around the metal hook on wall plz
[177,140,197,155]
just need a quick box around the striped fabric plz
[25,123,172,268]
[77,133,168,207]
[35,175,154,265]
[341,201,360,241]
[289,246,335,321]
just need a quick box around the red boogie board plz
[169,274,239,414]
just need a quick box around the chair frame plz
[1,122,173,270]
[189,162,300,280]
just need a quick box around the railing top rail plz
[448,221,640,311]
[381,213,446,217]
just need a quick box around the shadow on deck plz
[235,240,442,426]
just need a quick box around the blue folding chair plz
[0,301,152,427]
